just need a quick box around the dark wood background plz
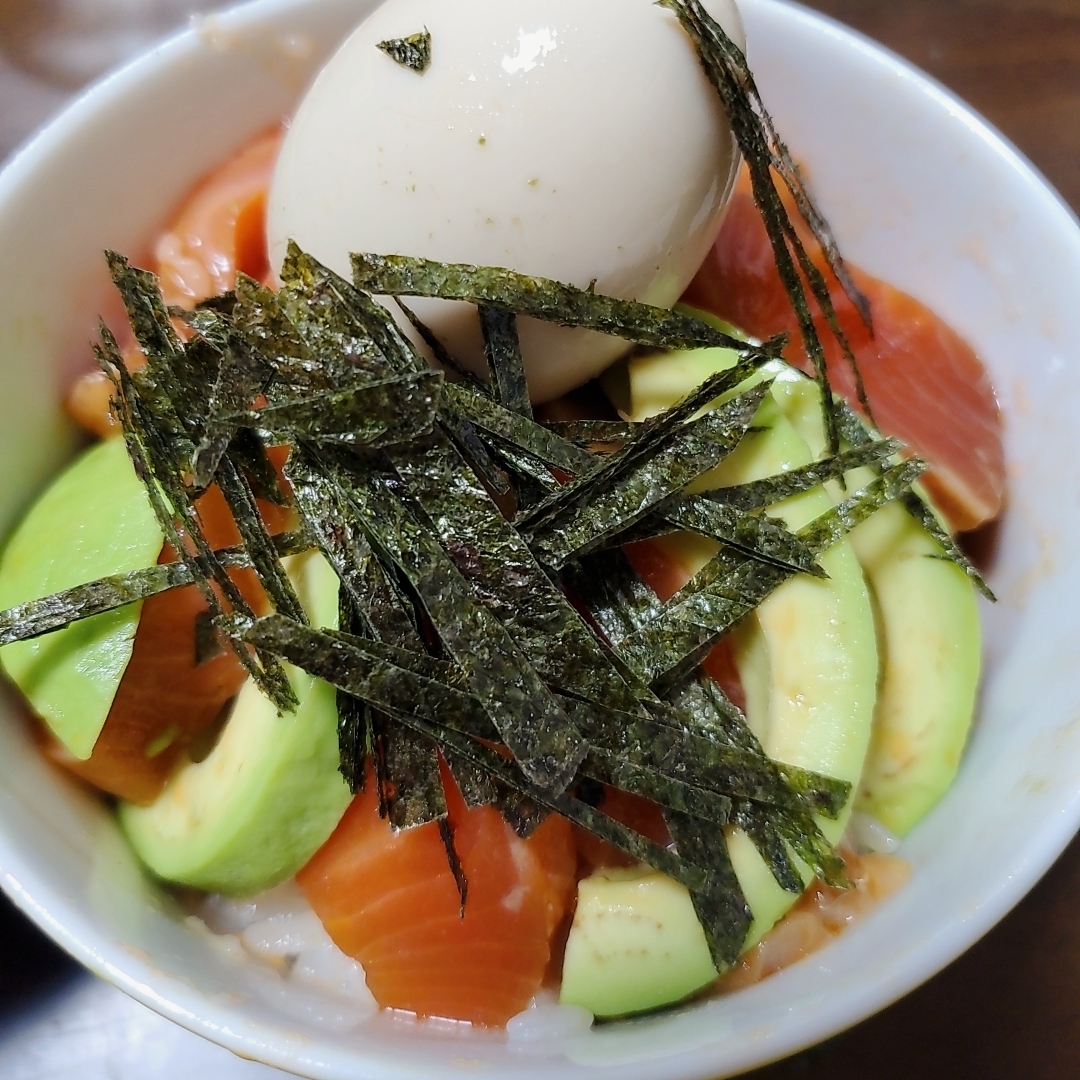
[1,1,1079,1076]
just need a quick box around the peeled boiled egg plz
[267,0,744,403]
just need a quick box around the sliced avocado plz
[561,353,878,1015]
[767,371,982,837]
[119,550,351,896]
[560,866,717,1017]
[0,437,164,759]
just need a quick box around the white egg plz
[268,0,744,402]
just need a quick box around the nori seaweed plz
[375,28,432,74]
[0,236,938,958]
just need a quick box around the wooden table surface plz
[1,2,1079,1077]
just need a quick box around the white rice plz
[506,989,594,1052]
[195,880,378,1030]
[846,810,902,855]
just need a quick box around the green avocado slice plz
[769,368,982,837]
[0,437,164,760]
[119,550,351,896]
[560,349,879,1016]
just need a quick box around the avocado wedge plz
[0,437,164,760]
[561,351,879,1015]
[119,550,351,896]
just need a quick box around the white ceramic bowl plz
[1,1,1078,1076]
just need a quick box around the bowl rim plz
[2,0,1080,1077]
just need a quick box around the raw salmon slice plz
[683,171,1005,532]
[298,762,577,1027]
[46,480,284,805]
[66,128,283,438]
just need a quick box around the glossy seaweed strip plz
[316,447,588,792]
[245,615,499,741]
[657,0,875,450]
[380,723,448,831]
[441,382,596,475]
[728,801,804,895]
[620,460,927,691]
[519,367,767,539]
[478,305,531,418]
[336,592,371,795]
[213,371,440,448]
[834,402,996,601]
[0,528,311,648]
[672,677,849,819]
[438,817,469,916]
[528,387,770,569]
[389,431,651,718]
[285,446,423,649]
[544,419,633,448]
[613,497,825,579]
[583,749,732,824]
[705,439,902,512]
[98,323,296,710]
[375,28,432,74]
[665,811,752,966]
[351,252,776,354]
[215,455,308,626]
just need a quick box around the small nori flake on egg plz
[375,28,432,75]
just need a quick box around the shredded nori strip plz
[658,0,874,451]
[352,253,781,356]
[478,305,531,418]
[375,28,432,74]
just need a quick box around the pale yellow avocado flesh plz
[0,437,164,760]
[770,370,981,837]
[561,350,879,1016]
[119,551,351,896]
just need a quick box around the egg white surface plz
[268,0,744,401]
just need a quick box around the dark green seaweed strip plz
[478,305,531,418]
[518,365,766,535]
[728,801,804,895]
[834,401,998,603]
[441,382,596,475]
[705,439,902,512]
[0,525,311,647]
[614,497,825,579]
[583,750,732,824]
[657,0,871,451]
[98,326,296,709]
[902,491,997,601]
[245,615,499,741]
[543,419,634,448]
[380,724,447,831]
[482,438,561,515]
[388,429,651,716]
[529,390,769,569]
[318,447,588,792]
[393,298,488,393]
[437,817,469,915]
[351,252,771,354]
[215,455,308,625]
[336,592,371,795]
[561,548,665,649]
[620,461,927,690]
[664,811,752,966]
[0,562,191,646]
[284,446,422,649]
[214,371,440,448]
[282,244,427,379]
[799,458,928,554]
[375,28,431,73]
